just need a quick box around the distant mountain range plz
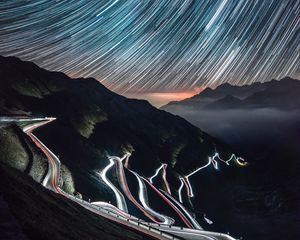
[162,77,300,110]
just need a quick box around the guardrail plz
[63,193,182,240]
[57,162,63,188]
[2,117,181,239]
[54,155,182,239]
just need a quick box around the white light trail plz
[180,152,246,200]
[130,170,174,225]
[21,118,59,190]
[204,214,213,225]
[149,163,171,194]
[149,164,164,183]
[161,190,202,230]
[91,201,136,220]
[178,177,184,203]
[186,156,217,178]
[113,153,167,224]
[97,158,128,212]
[162,164,171,195]
[124,153,131,168]
[2,2,300,94]
[206,0,229,30]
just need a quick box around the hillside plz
[0,162,152,240]
[0,55,237,229]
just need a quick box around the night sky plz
[1,1,300,106]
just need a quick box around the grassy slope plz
[0,123,76,195]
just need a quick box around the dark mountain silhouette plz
[204,95,242,109]
[0,55,233,180]
[162,77,300,110]
[0,55,242,238]
[0,162,151,240]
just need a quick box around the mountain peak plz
[162,77,300,110]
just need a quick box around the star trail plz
[0,1,299,105]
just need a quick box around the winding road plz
[1,116,239,240]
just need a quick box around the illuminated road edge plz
[1,116,240,240]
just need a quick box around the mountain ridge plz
[0,55,236,226]
[161,77,300,110]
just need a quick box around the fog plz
[164,107,300,240]
[170,107,300,157]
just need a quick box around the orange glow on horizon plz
[124,88,205,108]
[67,72,205,108]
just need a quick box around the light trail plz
[160,190,202,230]
[1,1,299,95]
[97,158,128,212]
[4,117,239,239]
[23,119,61,192]
[214,153,240,166]
[121,154,196,227]
[130,170,174,225]
[181,177,193,198]
[22,119,180,239]
[180,152,246,200]
[149,163,171,194]
[91,201,136,220]
[142,177,195,229]
[113,155,166,224]
[123,153,131,168]
[214,152,248,166]
[235,157,248,166]
[186,156,218,178]
[178,177,184,203]
[162,164,171,195]
[204,215,213,225]
[149,164,165,183]
[184,156,218,198]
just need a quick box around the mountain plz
[0,55,242,238]
[0,55,233,179]
[162,77,300,110]
[161,77,300,240]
